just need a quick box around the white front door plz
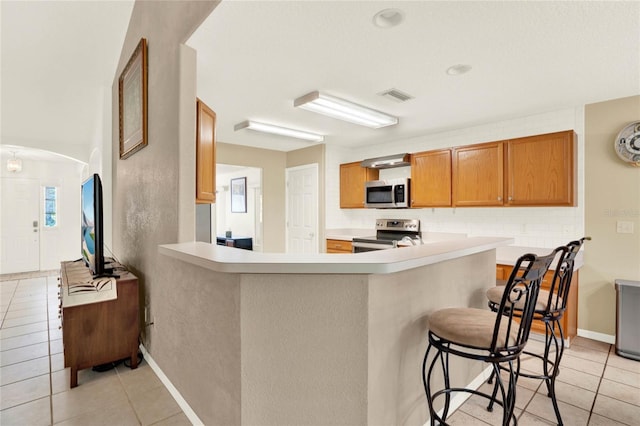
[1,177,40,273]
[286,164,318,253]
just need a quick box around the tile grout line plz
[0,280,19,331]
[585,344,610,426]
[47,274,55,426]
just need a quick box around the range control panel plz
[375,219,420,232]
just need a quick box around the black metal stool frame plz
[486,238,587,425]
[422,251,557,426]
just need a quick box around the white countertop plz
[159,237,513,275]
[496,245,584,270]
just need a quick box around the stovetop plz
[352,219,421,245]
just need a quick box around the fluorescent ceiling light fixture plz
[234,120,324,142]
[294,91,398,128]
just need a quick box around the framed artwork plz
[231,177,247,213]
[119,38,148,159]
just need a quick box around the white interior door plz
[1,177,40,273]
[286,164,318,253]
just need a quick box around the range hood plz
[361,153,411,169]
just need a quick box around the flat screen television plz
[81,173,106,278]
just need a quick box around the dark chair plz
[485,238,587,425]
[422,251,557,426]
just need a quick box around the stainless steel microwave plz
[364,179,410,208]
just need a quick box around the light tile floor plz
[438,331,640,425]
[1,271,189,426]
[2,271,639,425]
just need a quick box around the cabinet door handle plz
[497,196,502,201]
[508,196,513,201]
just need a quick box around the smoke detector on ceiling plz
[379,88,414,103]
[373,9,404,28]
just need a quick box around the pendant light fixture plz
[6,151,22,173]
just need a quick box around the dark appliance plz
[352,219,421,253]
[216,236,253,251]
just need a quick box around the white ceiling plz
[1,1,638,163]
[188,0,640,152]
[1,0,134,163]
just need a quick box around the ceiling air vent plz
[379,88,414,103]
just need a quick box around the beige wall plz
[217,142,286,252]
[111,0,219,407]
[583,95,640,336]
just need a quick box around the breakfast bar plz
[157,237,512,425]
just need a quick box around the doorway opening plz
[216,164,263,252]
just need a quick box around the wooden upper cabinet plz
[411,149,452,207]
[196,99,216,204]
[340,161,379,208]
[505,130,576,206]
[452,142,504,206]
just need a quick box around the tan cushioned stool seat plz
[486,287,561,312]
[429,308,518,349]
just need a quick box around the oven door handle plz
[351,242,395,250]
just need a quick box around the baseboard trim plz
[577,329,616,344]
[139,344,204,425]
[423,366,493,426]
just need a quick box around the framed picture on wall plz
[231,177,247,213]
[119,38,148,159]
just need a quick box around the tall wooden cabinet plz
[452,142,504,206]
[505,130,576,206]
[340,161,379,208]
[196,98,216,204]
[411,149,452,207]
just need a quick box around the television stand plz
[59,260,139,388]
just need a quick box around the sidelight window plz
[44,186,58,228]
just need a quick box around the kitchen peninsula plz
[157,236,512,425]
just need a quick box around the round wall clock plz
[614,121,640,166]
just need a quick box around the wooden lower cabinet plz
[60,261,140,387]
[495,264,511,281]
[496,264,578,342]
[326,239,352,253]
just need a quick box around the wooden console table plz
[59,261,139,387]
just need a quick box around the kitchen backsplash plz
[326,106,585,249]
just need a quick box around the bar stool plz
[485,238,587,425]
[422,251,556,426]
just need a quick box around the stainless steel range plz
[351,219,421,253]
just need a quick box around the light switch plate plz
[616,221,634,234]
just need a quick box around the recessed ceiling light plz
[373,8,404,28]
[446,64,473,76]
